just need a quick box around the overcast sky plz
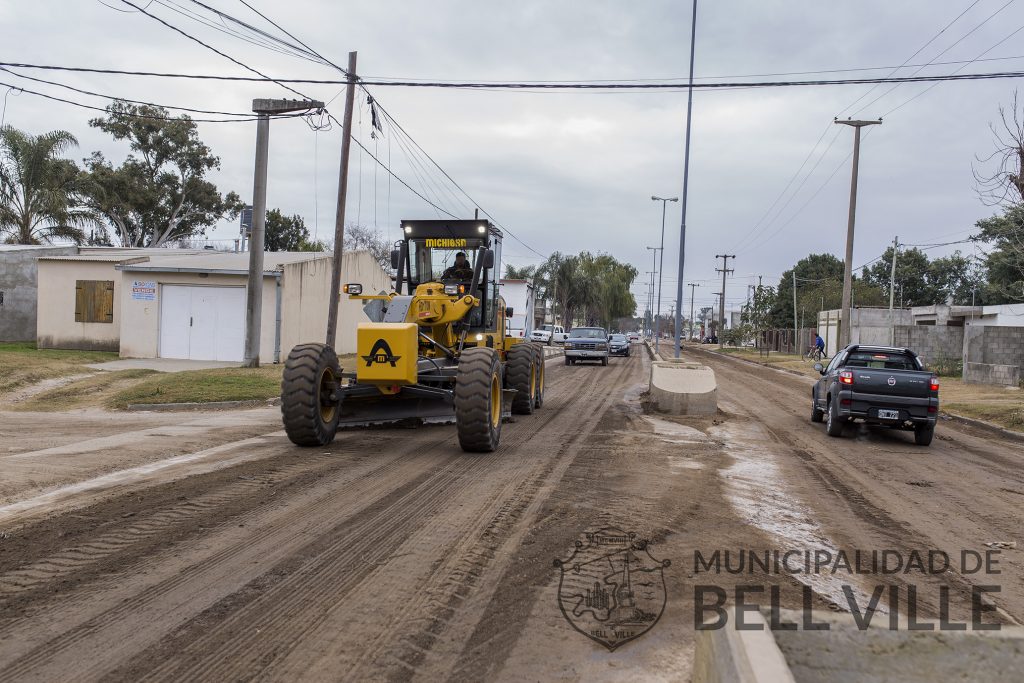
[4,0,1023,314]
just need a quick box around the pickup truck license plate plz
[877,409,899,420]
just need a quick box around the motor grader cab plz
[280,219,545,452]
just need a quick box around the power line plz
[5,60,1024,90]
[0,78,303,123]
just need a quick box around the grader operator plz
[280,219,545,452]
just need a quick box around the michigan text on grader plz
[280,219,545,452]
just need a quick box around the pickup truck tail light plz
[838,370,854,385]
[929,376,940,392]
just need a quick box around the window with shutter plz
[74,280,115,323]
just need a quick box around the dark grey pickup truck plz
[811,345,940,446]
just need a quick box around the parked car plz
[701,335,718,344]
[564,327,610,366]
[608,333,630,357]
[811,345,939,445]
[530,324,568,345]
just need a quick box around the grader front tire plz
[506,344,536,415]
[455,347,503,452]
[281,343,342,447]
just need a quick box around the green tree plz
[0,126,95,244]
[264,209,309,251]
[82,101,241,247]
[862,246,935,306]
[973,205,1024,301]
[504,263,537,280]
[768,253,844,328]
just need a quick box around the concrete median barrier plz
[648,358,717,415]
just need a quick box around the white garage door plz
[159,285,246,361]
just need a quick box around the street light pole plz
[835,118,881,348]
[242,97,325,368]
[673,0,698,358]
[651,196,678,353]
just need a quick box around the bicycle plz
[805,346,825,362]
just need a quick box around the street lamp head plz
[669,197,679,202]
[651,196,659,201]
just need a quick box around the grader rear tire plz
[531,342,545,409]
[455,347,503,452]
[281,343,342,447]
[506,343,536,415]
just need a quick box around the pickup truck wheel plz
[564,357,571,366]
[811,400,825,423]
[914,423,935,446]
[825,399,844,437]
[601,357,608,367]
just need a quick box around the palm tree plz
[0,126,94,244]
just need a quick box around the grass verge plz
[0,342,119,395]
[107,366,285,409]
[12,369,159,412]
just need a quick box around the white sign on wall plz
[131,280,157,301]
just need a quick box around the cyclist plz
[809,332,826,360]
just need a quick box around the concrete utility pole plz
[715,254,734,348]
[888,235,899,346]
[651,196,678,353]
[646,268,657,337]
[835,118,881,347]
[326,51,359,348]
[793,271,799,354]
[688,283,699,341]
[647,244,659,334]
[673,0,698,359]
[243,97,325,368]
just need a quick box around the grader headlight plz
[343,283,363,295]
[443,284,461,296]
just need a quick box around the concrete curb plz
[693,611,796,683]
[127,398,279,412]
[940,411,1024,443]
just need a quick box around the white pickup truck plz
[530,324,568,345]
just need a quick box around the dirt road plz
[0,348,1021,681]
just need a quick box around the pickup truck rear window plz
[845,351,918,370]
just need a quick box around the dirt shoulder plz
[712,347,1023,433]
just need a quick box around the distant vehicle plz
[564,327,610,366]
[530,324,567,345]
[608,333,630,357]
[811,345,939,446]
[501,279,536,339]
[627,332,640,343]
[701,335,718,344]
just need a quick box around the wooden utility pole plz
[326,51,358,348]
[835,118,881,347]
[243,97,324,368]
[715,253,734,348]
[792,271,798,354]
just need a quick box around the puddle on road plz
[641,415,710,445]
[710,420,886,613]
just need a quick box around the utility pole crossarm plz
[715,254,735,348]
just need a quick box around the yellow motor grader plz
[280,219,545,452]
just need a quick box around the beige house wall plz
[118,271,278,363]
[37,260,122,351]
[279,251,391,357]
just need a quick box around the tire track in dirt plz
[117,355,623,682]
[696,349,1024,624]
